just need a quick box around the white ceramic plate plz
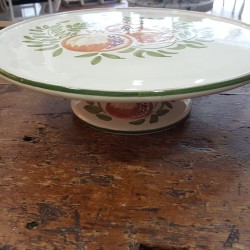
[0,8,250,102]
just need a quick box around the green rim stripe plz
[1,68,250,98]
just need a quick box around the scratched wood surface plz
[0,77,250,250]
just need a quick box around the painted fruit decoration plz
[129,31,174,44]
[105,103,154,119]
[61,33,133,52]
[106,24,175,44]
[106,24,152,33]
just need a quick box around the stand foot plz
[71,99,192,134]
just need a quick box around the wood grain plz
[0,82,250,250]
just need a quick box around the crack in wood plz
[224,226,240,247]
[129,243,189,250]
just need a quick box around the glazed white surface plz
[0,8,250,98]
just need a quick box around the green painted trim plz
[0,68,250,98]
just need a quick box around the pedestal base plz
[71,99,192,134]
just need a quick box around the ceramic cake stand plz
[1,8,250,134]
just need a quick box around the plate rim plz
[1,7,250,99]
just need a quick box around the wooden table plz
[0,21,15,28]
[0,77,250,249]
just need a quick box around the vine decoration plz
[22,19,214,64]
[73,36,209,65]
[115,20,214,59]
[73,38,210,65]
[22,21,87,57]
[73,20,214,64]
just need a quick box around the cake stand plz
[0,8,250,134]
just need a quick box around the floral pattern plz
[23,15,214,65]
[83,101,174,125]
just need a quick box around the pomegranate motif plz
[105,103,154,119]
[129,31,174,44]
[106,24,175,44]
[61,34,133,52]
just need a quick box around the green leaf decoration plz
[146,51,166,57]
[96,114,112,121]
[37,39,58,42]
[184,41,207,48]
[157,50,177,55]
[149,114,159,124]
[76,53,99,58]
[162,101,173,109]
[196,38,214,42]
[73,23,81,27]
[36,45,59,51]
[51,26,63,33]
[66,23,87,33]
[129,119,145,125]
[28,44,54,47]
[30,29,43,32]
[185,44,206,49]
[31,35,51,38]
[185,41,205,46]
[29,32,46,36]
[133,50,145,58]
[156,109,169,116]
[53,48,63,57]
[84,105,102,114]
[23,21,214,64]
[53,31,65,37]
[23,41,44,44]
[91,56,102,65]
[23,36,35,40]
[169,44,186,50]
[101,53,125,59]
[119,47,136,53]
[59,32,71,39]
